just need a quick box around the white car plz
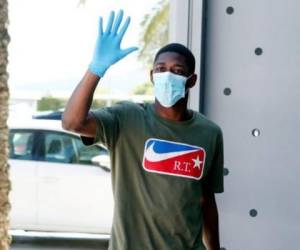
[8,119,113,235]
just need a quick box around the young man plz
[63,10,224,250]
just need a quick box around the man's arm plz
[201,183,221,250]
[62,10,137,138]
[62,71,99,138]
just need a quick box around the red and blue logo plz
[142,138,206,180]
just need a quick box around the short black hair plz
[154,43,196,74]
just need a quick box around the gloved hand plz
[89,10,138,77]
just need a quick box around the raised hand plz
[89,10,138,77]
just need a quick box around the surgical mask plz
[153,71,190,108]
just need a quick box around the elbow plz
[61,115,73,131]
[61,113,82,132]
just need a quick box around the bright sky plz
[8,0,158,96]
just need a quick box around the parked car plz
[8,119,113,234]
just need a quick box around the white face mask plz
[153,72,190,108]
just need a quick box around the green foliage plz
[91,99,107,109]
[38,96,112,112]
[138,0,169,68]
[37,96,65,111]
[132,81,153,95]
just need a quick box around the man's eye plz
[154,67,165,72]
[173,69,185,75]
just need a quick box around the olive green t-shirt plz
[87,101,224,250]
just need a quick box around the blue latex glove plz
[89,10,138,77]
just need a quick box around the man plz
[63,10,224,250]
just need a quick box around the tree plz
[37,96,65,111]
[138,0,169,68]
[0,0,11,248]
[91,99,107,109]
[132,81,153,95]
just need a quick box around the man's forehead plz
[154,51,187,66]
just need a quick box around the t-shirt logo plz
[142,138,206,180]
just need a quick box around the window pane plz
[9,131,34,160]
[44,132,75,164]
[74,139,109,166]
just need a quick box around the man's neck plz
[153,99,192,122]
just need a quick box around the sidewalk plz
[11,236,108,250]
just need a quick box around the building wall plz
[170,0,300,249]
[169,0,203,111]
[203,0,300,249]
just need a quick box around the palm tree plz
[0,0,11,249]
[138,0,169,68]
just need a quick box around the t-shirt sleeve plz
[207,128,224,193]
[81,104,122,150]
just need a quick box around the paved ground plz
[11,237,109,250]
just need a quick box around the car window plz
[9,129,109,166]
[44,132,76,164]
[74,138,108,166]
[9,130,34,160]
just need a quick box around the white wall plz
[170,0,300,249]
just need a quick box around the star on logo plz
[192,156,203,169]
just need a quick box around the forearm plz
[201,194,221,250]
[62,70,100,131]
[62,10,137,134]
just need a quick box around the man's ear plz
[150,69,154,85]
[186,74,197,88]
